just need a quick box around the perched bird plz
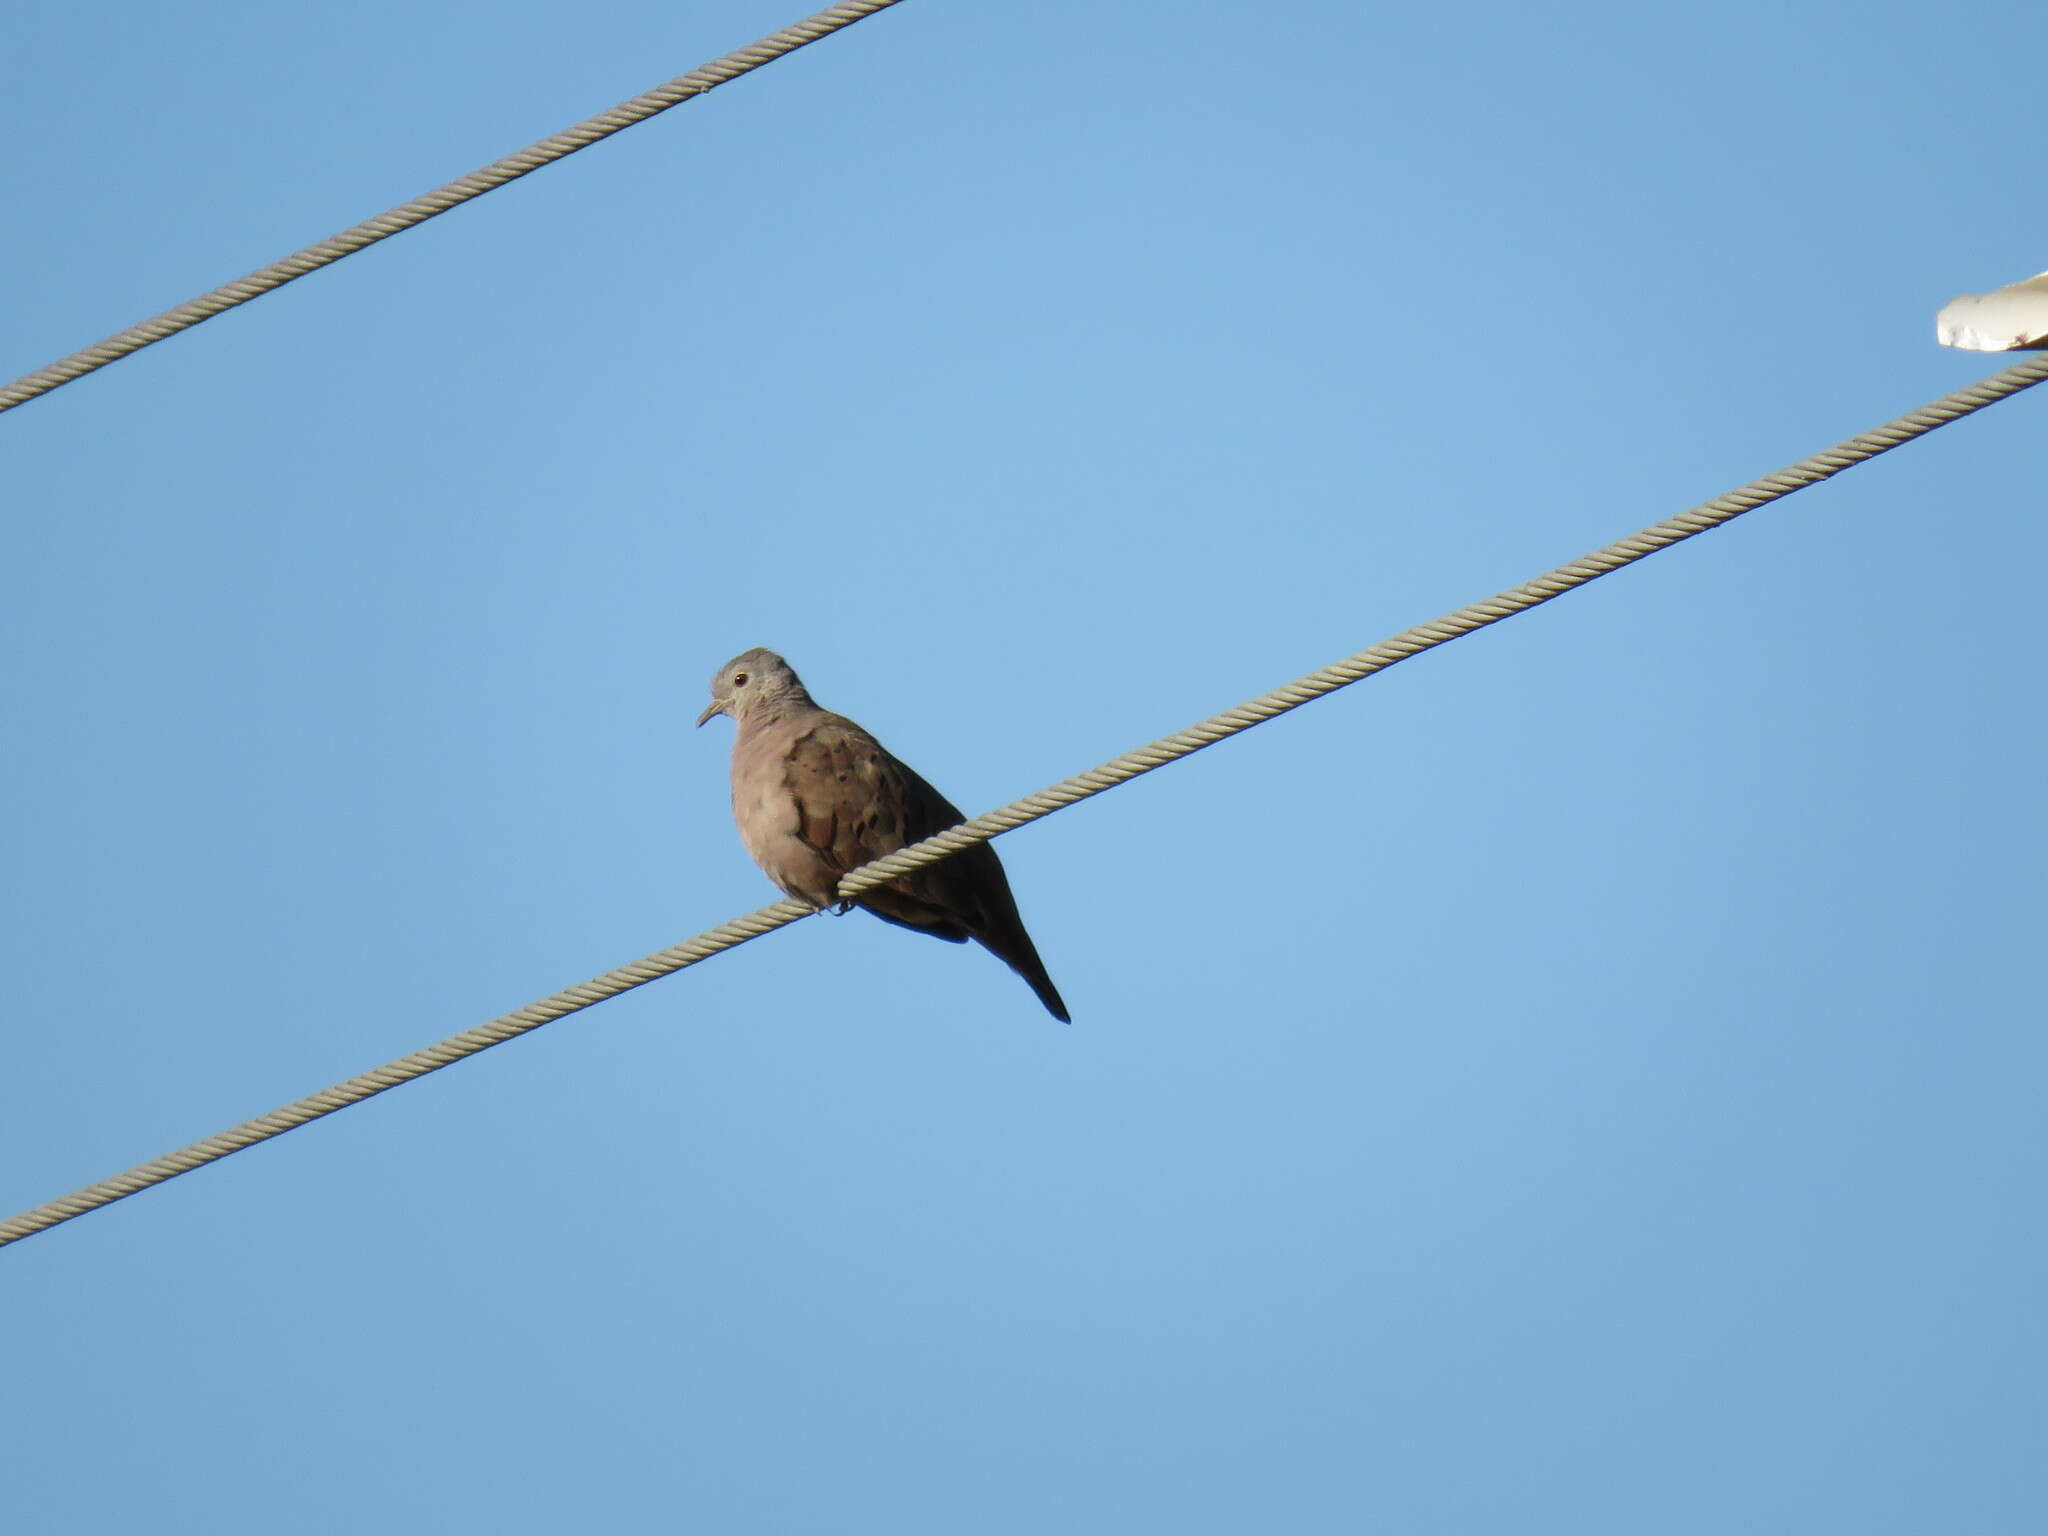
[697,648,1070,1022]
[1935,268,2048,351]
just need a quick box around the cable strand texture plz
[0,0,907,415]
[4,351,2045,1249]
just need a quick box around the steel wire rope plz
[0,0,909,416]
[3,351,2044,1251]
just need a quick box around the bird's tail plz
[977,929,1070,1024]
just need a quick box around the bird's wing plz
[784,717,907,876]
[783,716,972,940]
[782,713,1069,1019]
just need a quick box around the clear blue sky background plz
[3,2,2042,1531]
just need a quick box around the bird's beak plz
[695,699,727,728]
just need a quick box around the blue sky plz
[3,1,2044,1531]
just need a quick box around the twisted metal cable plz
[4,352,2044,1250]
[0,0,908,416]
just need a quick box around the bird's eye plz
[732,672,749,687]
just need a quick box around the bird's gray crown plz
[703,647,814,723]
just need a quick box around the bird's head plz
[697,647,810,727]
